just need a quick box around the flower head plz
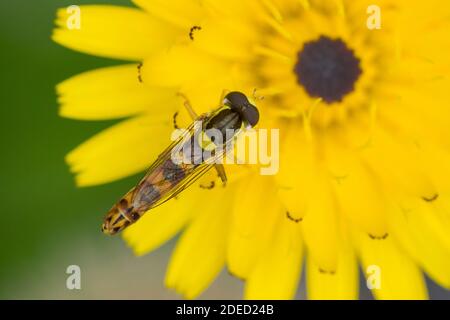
[54,0,450,299]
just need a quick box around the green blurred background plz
[0,0,448,299]
[0,0,248,299]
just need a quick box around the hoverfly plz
[102,91,260,235]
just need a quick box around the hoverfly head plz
[224,91,260,128]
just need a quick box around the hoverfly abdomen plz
[102,198,134,235]
[132,159,197,212]
[162,159,186,184]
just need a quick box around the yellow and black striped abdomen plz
[102,157,198,235]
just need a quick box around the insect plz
[102,91,260,235]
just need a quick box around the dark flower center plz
[294,36,362,104]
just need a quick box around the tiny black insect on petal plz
[294,36,362,104]
[286,211,303,223]
[423,193,439,202]
[137,63,143,83]
[368,233,389,240]
[189,26,202,40]
[319,268,336,275]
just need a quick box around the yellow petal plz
[369,136,437,202]
[133,0,204,29]
[398,0,450,64]
[227,175,283,279]
[192,16,258,61]
[306,234,358,300]
[67,116,175,186]
[52,5,178,61]
[416,143,450,194]
[301,173,339,273]
[203,0,265,21]
[244,218,303,300]
[379,76,450,149]
[177,79,234,116]
[325,139,388,237]
[353,227,428,300]
[140,45,228,87]
[276,121,316,221]
[57,64,178,120]
[388,197,450,289]
[123,186,207,256]
[165,187,233,299]
[348,123,438,201]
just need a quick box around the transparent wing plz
[146,140,233,209]
[147,161,215,209]
[131,112,227,210]
[140,116,205,177]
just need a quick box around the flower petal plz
[388,198,450,289]
[349,123,438,201]
[306,234,358,300]
[244,218,303,300]
[123,186,207,256]
[227,175,283,279]
[165,187,233,299]
[301,174,340,272]
[53,5,178,61]
[276,122,316,221]
[192,16,259,61]
[140,45,228,87]
[132,0,204,29]
[353,228,428,300]
[418,145,450,194]
[177,79,235,116]
[379,78,450,150]
[67,116,176,186]
[325,140,388,237]
[57,64,178,120]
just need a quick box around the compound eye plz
[224,91,249,108]
[242,104,259,127]
[223,91,259,127]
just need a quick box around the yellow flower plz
[53,0,450,299]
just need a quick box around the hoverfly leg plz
[214,164,227,186]
[252,88,265,101]
[177,92,198,120]
[184,101,198,120]
[200,181,215,190]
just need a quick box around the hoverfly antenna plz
[224,91,260,128]
[252,88,265,101]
